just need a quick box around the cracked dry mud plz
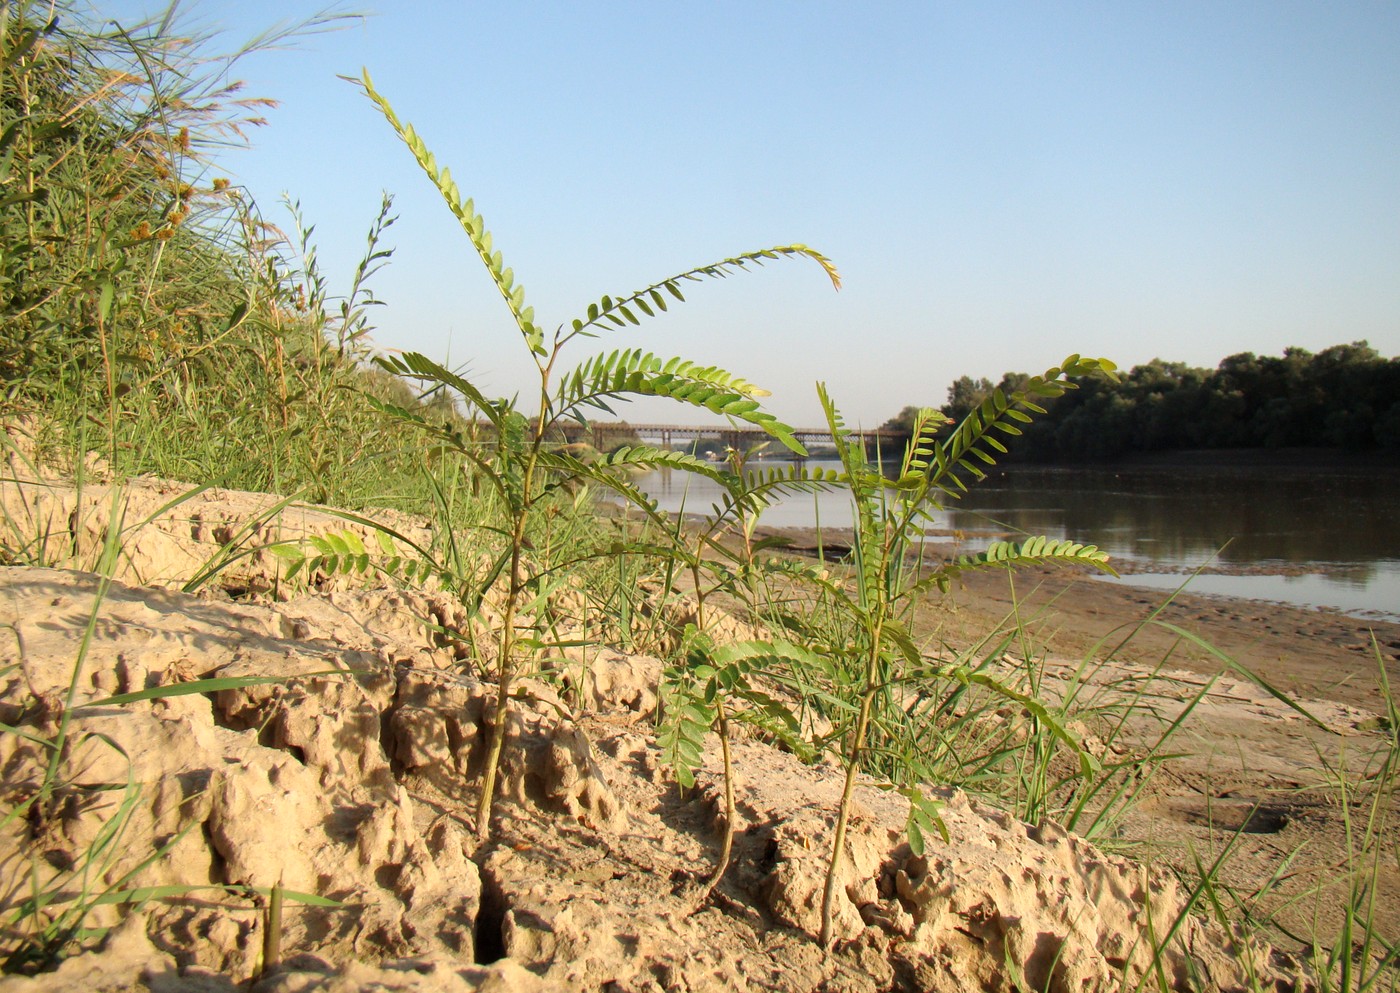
[0,475,1393,991]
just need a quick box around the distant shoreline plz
[1021,446,1400,473]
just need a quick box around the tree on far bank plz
[943,375,995,422]
[879,406,924,433]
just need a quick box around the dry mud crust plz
[0,564,1317,992]
[0,570,485,978]
[0,468,436,595]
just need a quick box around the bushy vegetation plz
[0,0,446,510]
[886,343,1400,459]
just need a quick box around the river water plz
[625,461,1400,623]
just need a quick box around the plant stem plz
[820,681,876,948]
[473,673,512,842]
[701,699,735,901]
[473,522,526,841]
[474,378,544,842]
[260,876,284,979]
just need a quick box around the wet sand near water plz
[765,524,1400,711]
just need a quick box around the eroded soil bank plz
[0,474,1394,991]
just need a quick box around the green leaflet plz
[354,71,542,355]
[794,374,1120,945]
[567,246,840,341]
[374,352,505,429]
[903,789,948,856]
[538,446,733,489]
[658,671,711,789]
[903,536,1117,601]
[659,636,815,790]
[270,527,441,589]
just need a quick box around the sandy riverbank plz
[764,524,1400,710]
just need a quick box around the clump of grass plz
[893,577,1222,846]
[0,1,473,521]
[1174,642,1400,993]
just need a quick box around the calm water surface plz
[626,462,1400,622]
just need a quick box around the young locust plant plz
[659,629,820,900]
[352,70,840,841]
[808,364,1120,946]
[638,446,840,897]
[791,364,1119,947]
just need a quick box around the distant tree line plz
[882,342,1400,460]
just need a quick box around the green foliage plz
[659,629,817,897]
[660,632,812,787]
[942,374,997,424]
[351,69,838,841]
[641,361,1123,940]
[0,1,454,515]
[269,528,437,587]
[1,1,243,391]
[781,361,1117,945]
[557,350,805,450]
[895,342,1400,460]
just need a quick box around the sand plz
[0,470,1395,990]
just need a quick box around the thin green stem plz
[701,699,736,901]
[820,680,876,948]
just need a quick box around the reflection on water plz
[628,461,1400,620]
[947,468,1400,575]
[1088,571,1400,623]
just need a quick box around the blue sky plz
[96,2,1400,427]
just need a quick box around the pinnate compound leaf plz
[353,71,542,354]
[932,357,1115,493]
[384,352,504,429]
[903,790,948,856]
[566,245,840,340]
[658,670,713,789]
[908,536,1115,603]
[555,351,807,455]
